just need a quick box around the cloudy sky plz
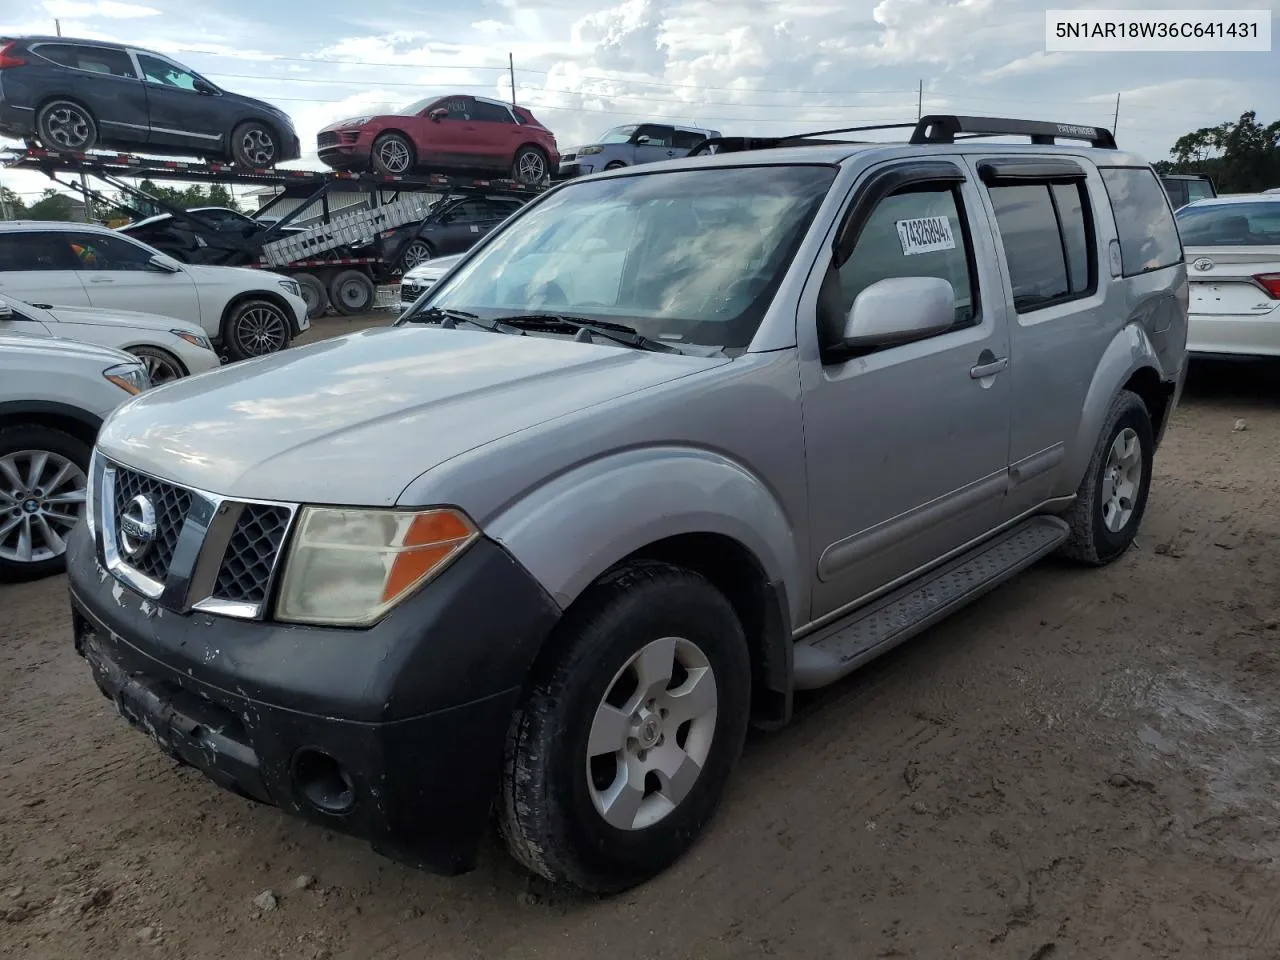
[0,0,1275,207]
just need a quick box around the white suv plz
[0,221,310,361]
[1,333,149,581]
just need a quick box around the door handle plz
[89,276,114,283]
[970,357,1008,379]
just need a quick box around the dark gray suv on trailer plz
[0,36,301,167]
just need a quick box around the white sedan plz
[1175,194,1280,358]
[0,293,221,384]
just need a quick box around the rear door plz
[469,100,522,170]
[28,42,149,145]
[130,51,229,154]
[671,129,707,157]
[62,231,201,325]
[0,232,91,307]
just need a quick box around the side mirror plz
[840,276,956,351]
[148,253,182,273]
[193,78,216,95]
[0,302,12,320]
[429,108,448,121]
[635,135,651,144]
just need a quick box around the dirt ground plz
[3,354,1280,960]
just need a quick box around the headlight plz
[103,362,150,395]
[343,116,372,126]
[171,329,212,351]
[579,145,603,156]
[275,506,478,627]
[277,278,301,296]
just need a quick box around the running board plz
[792,515,1069,690]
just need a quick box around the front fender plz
[1061,320,1166,495]
[483,446,805,625]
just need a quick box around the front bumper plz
[557,159,599,179]
[318,133,373,170]
[283,291,310,332]
[67,524,560,874]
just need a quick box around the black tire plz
[220,298,293,361]
[294,273,329,319]
[126,345,187,386]
[371,133,415,175]
[36,99,98,153]
[328,270,376,315]
[499,561,751,894]
[1059,389,1154,566]
[604,161,626,170]
[0,425,91,583]
[231,121,279,167]
[512,145,549,185]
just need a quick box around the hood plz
[43,303,208,338]
[179,262,287,286]
[403,253,464,282]
[0,332,138,365]
[97,325,729,505]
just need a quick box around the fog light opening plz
[293,748,356,816]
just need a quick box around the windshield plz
[598,125,639,144]
[1176,202,1280,246]
[398,97,435,115]
[409,164,837,351]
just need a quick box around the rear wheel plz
[294,273,330,319]
[231,121,279,167]
[221,298,292,360]
[0,426,90,582]
[498,561,751,893]
[512,146,549,185]
[328,269,376,315]
[37,100,97,153]
[126,346,187,386]
[371,133,414,175]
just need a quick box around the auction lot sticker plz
[896,216,956,256]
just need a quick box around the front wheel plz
[127,346,186,386]
[498,561,751,894]
[371,133,414,175]
[1059,389,1154,565]
[231,121,279,167]
[0,426,91,582]
[221,298,293,361]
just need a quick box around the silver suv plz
[1,333,148,580]
[67,116,1187,894]
[558,122,719,178]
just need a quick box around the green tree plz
[1160,111,1280,193]
[26,188,77,221]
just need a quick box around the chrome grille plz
[212,504,293,605]
[111,467,191,582]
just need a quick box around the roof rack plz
[687,115,1117,156]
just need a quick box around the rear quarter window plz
[34,43,135,78]
[1100,167,1183,277]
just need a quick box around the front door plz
[0,232,91,307]
[131,51,229,154]
[798,159,1013,620]
[424,96,480,170]
[60,231,201,327]
[633,124,677,165]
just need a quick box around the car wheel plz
[498,561,751,894]
[1059,389,1154,566]
[231,121,278,167]
[127,346,187,386]
[36,100,98,153]
[0,426,91,583]
[371,133,415,175]
[328,270,376,315]
[294,273,329,319]
[399,240,433,272]
[605,161,626,170]
[512,146,549,185]
[222,298,292,361]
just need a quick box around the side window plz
[448,201,485,224]
[987,179,1094,312]
[837,185,977,327]
[477,199,517,220]
[442,98,472,121]
[35,43,135,78]
[1100,167,1183,277]
[64,233,156,271]
[136,54,199,90]
[672,130,706,150]
[1185,179,1215,203]
[635,125,674,147]
[471,101,513,123]
[0,233,79,271]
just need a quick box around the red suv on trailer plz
[318,95,558,185]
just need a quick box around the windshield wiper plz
[406,306,521,335]
[490,313,681,353]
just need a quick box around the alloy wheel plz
[45,106,91,150]
[517,151,546,183]
[378,138,412,174]
[241,128,275,166]
[0,450,87,565]
[131,348,184,385]
[235,305,288,356]
[1101,426,1142,533]
[400,241,432,271]
[586,636,718,831]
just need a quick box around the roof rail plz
[686,115,1117,157]
[911,115,1117,149]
